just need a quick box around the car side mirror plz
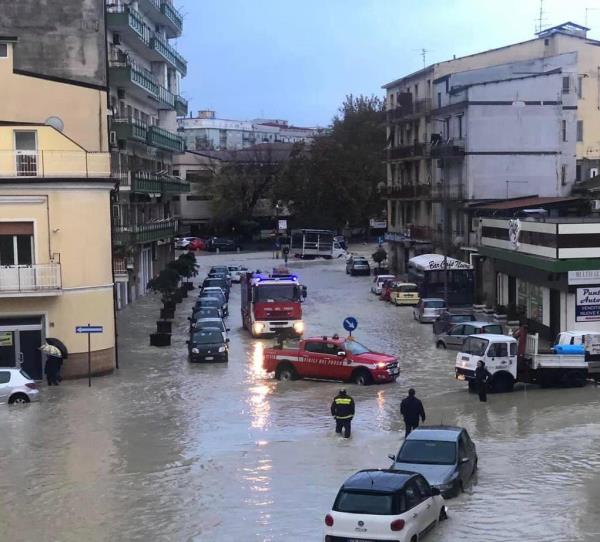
[460,457,470,464]
[431,487,441,496]
[337,351,346,357]
[387,453,396,461]
[226,338,230,343]
[226,328,231,332]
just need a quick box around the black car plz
[188,307,223,332]
[202,277,230,299]
[193,297,223,318]
[187,329,229,363]
[207,237,241,252]
[432,311,476,335]
[198,290,228,316]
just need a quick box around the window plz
[487,342,508,358]
[334,491,394,515]
[457,115,463,139]
[398,440,457,465]
[0,43,7,58]
[562,76,570,94]
[576,164,582,182]
[510,342,517,356]
[561,164,567,186]
[404,482,421,510]
[561,120,567,142]
[303,341,322,353]
[437,92,442,109]
[413,476,432,499]
[390,202,397,227]
[451,325,465,336]
[0,371,10,384]
[578,76,583,98]
[463,337,488,356]
[14,130,38,176]
[577,120,583,142]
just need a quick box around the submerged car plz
[371,274,395,295]
[436,321,504,349]
[324,469,446,541]
[391,282,420,306]
[413,298,447,323]
[346,256,371,276]
[432,310,476,335]
[389,425,477,498]
[0,368,39,405]
[187,329,229,363]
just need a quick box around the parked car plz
[207,237,241,252]
[391,282,420,306]
[0,368,39,404]
[227,265,248,283]
[174,236,196,249]
[436,321,504,349]
[432,310,476,335]
[380,278,399,302]
[188,238,207,251]
[191,317,230,339]
[202,277,230,299]
[209,266,232,286]
[187,329,229,363]
[346,256,371,276]
[188,307,222,330]
[413,298,447,323]
[198,289,228,316]
[371,274,395,295]
[192,297,224,318]
[389,425,477,498]
[324,469,447,541]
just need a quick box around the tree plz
[372,247,387,270]
[168,253,198,281]
[147,267,180,304]
[276,94,386,230]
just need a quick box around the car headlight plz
[293,321,305,333]
[218,346,226,353]
[253,322,265,334]
[191,348,199,354]
[377,362,386,368]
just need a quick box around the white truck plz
[455,333,588,393]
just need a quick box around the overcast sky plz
[175,0,600,126]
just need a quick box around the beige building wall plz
[0,42,108,152]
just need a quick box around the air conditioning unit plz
[590,168,599,178]
[109,131,117,146]
[591,200,600,211]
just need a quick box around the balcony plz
[431,183,465,201]
[385,225,434,243]
[137,0,183,38]
[150,35,187,76]
[387,98,432,122]
[106,6,152,47]
[175,94,188,116]
[162,176,190,194]
[127,171,190,194]
[112,117,148,144]
[383,184,432,199]
[147,125,185,153]
[109,61,160,103]
[158,85,175,109]
[0,150,110,178]
[0,264,62,297]
[385,142,430,161]
[161,1,183,36]
[114,219,178,245]
[430,138,465,159]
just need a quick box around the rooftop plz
[471,196,581,211]
[341,470,415,492]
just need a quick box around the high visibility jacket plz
[331,394,355,419]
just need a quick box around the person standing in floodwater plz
[475,360,492,402]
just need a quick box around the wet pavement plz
[2,250,600,541]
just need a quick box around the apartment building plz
[106,0,189,309]
[178,110,322,151]
[383,22,600,272]
[0,36,115,379]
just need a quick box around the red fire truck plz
[241,269,306,338]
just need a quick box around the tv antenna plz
[414,48,430,68]
[585,7,600,26]
[535,0,547,33]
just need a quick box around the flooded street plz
[2,251,600,541]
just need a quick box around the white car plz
[174,237,196,249]
[324,469,446,542]
[371,274,395,295]
[0,368,40,404]
[227,265,248,283]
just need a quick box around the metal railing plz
[161,1,183,31]
[150,35,187,75]
[158,85,175,108]
[147,125,185,152]
[431,183,465,200]
[113,218,178,245]
[386,98,432,122]
[0,263,61,293]
[430,138,466,158]
[0,150,110,178]
[385,142,430,160]
[175,94,188,116]
[382,184,431,199]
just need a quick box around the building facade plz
[0,37,115,379]
[106,0,189,309]
[178,110,322,151]
[383,22,600,272]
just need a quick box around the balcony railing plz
[162,176,190,194]
[158,85,175,108]
[113,117,148,144]
[147,125,185,152]
[383,184,432,199]
[0,150,110,178]
[431,183,465,200]
[113,258,128,275]
[387,98,432,122]
[150,35,187,75]
[175,94,188,116]
[385,142,430,161]
[114,219,178,245]
[0,263,62,295]
[430,138,466,158]
[129,171,190,194]
[161,1,183,33]
[109,60,160,99]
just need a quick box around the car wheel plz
[436,341,446,349]
[276,363,298,381]
[8,393,30,405]
[352,369,373,386]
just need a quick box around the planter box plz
[150,332,171,347]
[160,307,175,320]
[164,301,176,311]
[157,320,172,334]
[184,281,194,291]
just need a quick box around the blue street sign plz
[343,316,358,332]
[76,326,103,334]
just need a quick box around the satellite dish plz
[45,116,64,132]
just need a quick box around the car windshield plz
[196,298,220,308]
[398,440,457,465]
[343,340,370,355]
[200,292,225,302]
[193,309,220,319]
[451,314,474,323]
[334,491,394,515]
[463,337,488,356]
[205,279,226,288]
[195,320,224,331]
[398,284,417,292]
[425,300,445,308]
[228,266,239,272]
[211,267,228,274]
[255,284,298,302]
[192,330,224,344]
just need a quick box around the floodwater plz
[2,251,600,542]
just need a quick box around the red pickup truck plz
[262,335,399,385]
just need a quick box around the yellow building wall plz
[0,43,108,152]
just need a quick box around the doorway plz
[0,318,43,379]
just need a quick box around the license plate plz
[205,356,214,361]
[457,374,465,381]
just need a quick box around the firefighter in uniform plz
[331,389,355,438]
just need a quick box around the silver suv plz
[346,256,371,276]
[0,368,40,404]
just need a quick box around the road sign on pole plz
[343,316,358,336]
[75,325,104,387]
